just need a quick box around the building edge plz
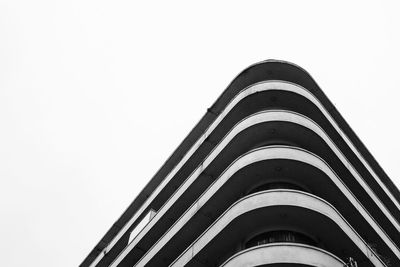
[80,59,400,267]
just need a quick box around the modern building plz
[81,60,400,267]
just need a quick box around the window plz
[245,230,316,248]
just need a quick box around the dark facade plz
[81,60,400,267]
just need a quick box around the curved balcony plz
[209,79,400,217]
[221,243,344,267]
[130,146,397,267]
[111,110,400,267]
[170,190,384,267]
[84,65,400,267]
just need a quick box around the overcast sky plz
[1,1,400,266]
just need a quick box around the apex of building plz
[82,60,400,267]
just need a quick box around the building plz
[81,60,400,267]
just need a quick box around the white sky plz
[1,1,400,266]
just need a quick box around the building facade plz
[81,60,400,267]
